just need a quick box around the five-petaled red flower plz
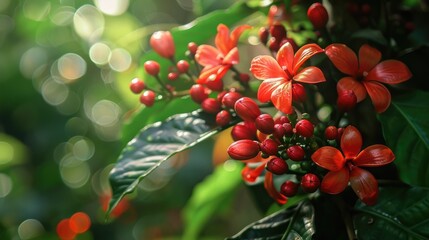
[325,44,412,113]
[311,125,395,205]
[195,24,251,85]
[250,42,326,114]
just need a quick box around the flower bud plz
[129,78,145,94]
[295,119,314,138]
[283,123,294,137]
[190,84,209,103]
[260,138,279,156]
[258,27,269,45]
[187,42,198,55]
[269,24,287,41]
[227,140,260,160]
[292,83,306,103]
[268,37,280,52]
[337,90,357,112]
[307,3,329,30]
[144,60,160,76]
[280,181,299,197]
[337,127,344,142]
[255,113,275,134]
[168,72,179,81]
[201,98,221,114]
[231,122,257,141]
[234,97,261,122]
[266,157,288,175]
[273,124,286,140]
[324,126,338,140]
[205,74,224,92]
[274,116,290,125]
[140,90,156,107]
[239,73,250,84]
[222,91,243,109]
[286,145,305,161]
[176,60,189,73]
[301,173,320,193]
[150,31,175,59]
[216,110,231,127]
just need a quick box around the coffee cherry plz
[227,140,260,160]
[292,83,306,103]
[255,114,275,134]
[307,3,329,30]
[295,119,314,138]
[150,31,175,59]
[337,90,357,112]
[234,97,261,122]
[324,126,338,140]
[231,122,257,141]
[266,157,288,175]
[201,98,221,114]
[222,91,243,109]
[189,84,209,104]
[144,60,160,76]
[260,138,279,156]
[287,145,305,161]
[216,110,231,127]
[140,90,156,107]
[280,181,299,197]
[176,60,189,73]
[301,173,320,193]
[129,78,145,94]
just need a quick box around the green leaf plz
[353,186,429,240]
[226,200,315,240]
[246,0,274,8]
[351,29,388,46]
[183,163,243,239]
[378,90,429,187]
[108,110,218,214]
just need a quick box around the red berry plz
[337,90,357,112]
[231,122,257,141]
[280,181,299,197]
[255,113,275,134]
[258,27,269,45]
[286,145,305,161]
[222,91,243,109]
[307,3,329,30]
[260,138,279,156]
[150,31,175,59]
[266,157,288,175]
[292,83,306,103]
[139,90,156,107]
[295,119,314,138]
[205,74,224,92]
[301,173,320,193]
[187,42,198,55]
[189,84,208,104]
[227,140,260,160]
[324,126,338,140]
[201,98,221,114]
[216,110,231,127]
[269,24,287,41]
[144,60,160,76]
[129,78,145,94]
[176,60,189,73]
[168,72,179,81]
[234,97,261,122]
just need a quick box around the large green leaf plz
[378,90,429,187]
[353,186,429,240]
[183,163,243,239]
[226,200,315,240]
[108,110,218,214]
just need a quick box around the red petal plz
[353,144,395,167]
[358,44,381,73]
[195,45,221,67]
[276,42,294,71]
[197,65,223,84]
[363,81,391,113]
[230,25,252,48]
[325,44,358,76]
[271,81,293,114]
[264,172,288,205]
[337,77,367,102]
[241,163,266,183]
[257,78,284,102]
[293,66,326,83]
[223,47,239,65]
[341,125,362,159]
[293,43,323,74]
[311,146,345,171]
[320,168,349,194]
[250,55,287,80]
[215,24,231,55]
[350,167,379,205]
[365,60,412,84]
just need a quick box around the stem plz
[154,75,172,96]
[281,201,305,240]
[333,196,357,240]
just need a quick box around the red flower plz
[195,24,251,85]
[311,125,395,205]
[325,44,412,113]
[250,42,325,114]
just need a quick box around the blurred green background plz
[0,0,264,239]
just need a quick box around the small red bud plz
[187,42,198,55]
[222,91,243,109]
[205,74,224,92]
[150,31,175,58]
[274,116,290,125]
[167,72,179,81]
[301,173,320,193]
[239,73,250,84]
[307,3,329,30]
[337,127,344,141]
[190,84,209,103]
[273,124,286,140]
[176,60,189,73]
[140,90,156,107]
[255,113,275,134]
[295,119,314,138]
[201,98,221,114]
[280,181,299,197]
[324,126,338,140]
[216,91,228,103]
[337,90,357,112]
[216,110,231,127]
[227,140,260,160]
[292,83,307,103]
[260,138,279,156]
[268,37,280,52]
[286,145,305,161]
[266,157,288,175]
[234,97,261,122]
[258,27,269,45]
[269,24,287,41]
[129,78,145,94]
[231,122,257,141]
[283,123,294,137]
[144,60,160,76]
